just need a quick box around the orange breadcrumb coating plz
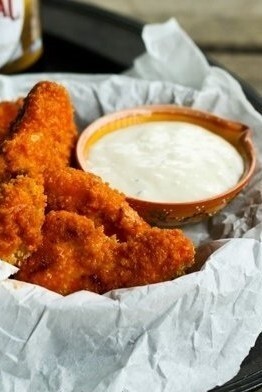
[0,155,9,183]
[2,82,77,177]
[0,80,195,293]
[16,211,195,295]
[0,99,23,144]
[0,175,46,265]
[0,99,24,183]
[45,167,149,240]
[0,82,77,265]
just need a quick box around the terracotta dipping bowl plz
[76,106,256,227]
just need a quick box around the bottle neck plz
[0,0,42,74]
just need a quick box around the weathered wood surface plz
[79,0,262,95]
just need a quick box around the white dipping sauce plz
[85,121,244,202]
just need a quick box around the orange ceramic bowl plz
[76,106,256,227]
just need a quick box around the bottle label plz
[0,0,24,68]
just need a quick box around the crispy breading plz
[2,82,77,177]
[44,167,149,240]
[0,99,23,144]
[0,82,77,265]
[0,81,195,293]
[0,175,46,265]
[16,211,195,295]
[0,155,9,183]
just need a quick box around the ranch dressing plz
[85,121,244,202]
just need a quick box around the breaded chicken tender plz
[2,82,77,177]
[45,167,149,240]
[16,211,195,295]
[0,175,46,265]
[0,82,77,265]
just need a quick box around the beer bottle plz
[0,0,42,73]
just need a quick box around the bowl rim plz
[76,105,256,207]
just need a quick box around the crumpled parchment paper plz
[1,18,262,392]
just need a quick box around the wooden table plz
[79,0,262,96]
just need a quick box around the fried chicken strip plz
[45,166,149,240]
[2,81,77,177]
[16,211,195,295]
[0,175,46,265]
[0,82,77,264]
